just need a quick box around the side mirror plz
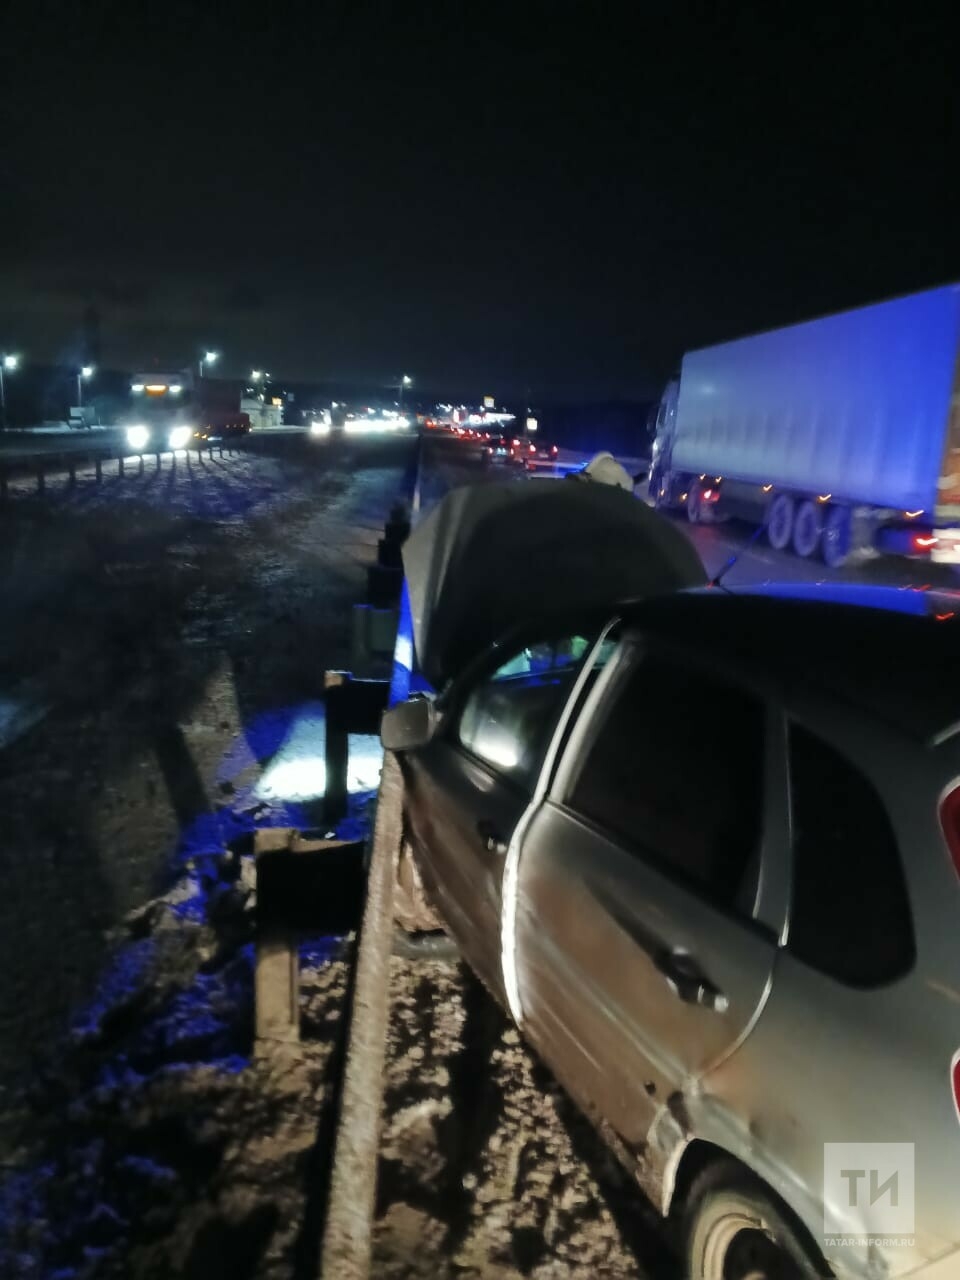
[380,696,437,752]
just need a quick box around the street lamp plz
[199,350,218,378]
[0,353,19,431]
[399,373,412,409]
[77,365,94,410]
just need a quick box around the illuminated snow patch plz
[0,692,47,750]
[252,701,383,802]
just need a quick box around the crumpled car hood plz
[402,477,706,688]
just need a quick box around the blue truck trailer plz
[649,284,960,566]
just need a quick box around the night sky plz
[0,1,955,401]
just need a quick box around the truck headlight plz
[168,426,192,450]
[126,425,149,451]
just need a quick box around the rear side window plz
[788,725,915,987]
[567,654,764,913]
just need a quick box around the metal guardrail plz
[0,428,426,502]
[316,431,423,1279]
[0,436,248,501]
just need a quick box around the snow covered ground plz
[0,440,670,1278]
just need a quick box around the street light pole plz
[77,365,93,412]
[0,353,18,431]
[200,350,218,378]
[399,373,412,411]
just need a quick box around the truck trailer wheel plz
[792,500,822,558]
[821,505,852,567]
[766,494,794,551]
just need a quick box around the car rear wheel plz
[684,1161,824,1280]
[766,493,794,550]
[792,500,822,558]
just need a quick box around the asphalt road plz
[425,436,959,593]
[0,426,124,458]
[0,425,312,460]
[675,510,959,590]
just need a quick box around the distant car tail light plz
[915,534,938,550]
[528,443,536,453]
[940,786,960,879]
[550,445,558,455]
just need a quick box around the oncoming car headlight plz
[309,420,330,436]
[168,426,192,450]
[126,424,150,451]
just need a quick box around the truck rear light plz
[939,785,960,878]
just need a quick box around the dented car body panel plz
[401,478,705,688]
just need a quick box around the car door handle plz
[476,819,508,856]
[654,948,729,1014]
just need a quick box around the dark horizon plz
[0,2,955,402]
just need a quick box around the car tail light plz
[551,445,558,455]
[915,534,938,550]
[940,786,960,878]
[529,443,536,453]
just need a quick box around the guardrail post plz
[95,456,102,483]
[0,467,7,502]
[68,459,76,486]
[156,451,162,471]
[253,829,363,1055]
[36,465,45,495]
[118,453,125,477]
[324,671,350,823]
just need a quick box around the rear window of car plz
[787,725,915,987]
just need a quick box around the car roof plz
[620,582,960,745]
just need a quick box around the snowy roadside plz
[0,440,671,1278]
[0,444,411,1277]
[373,958,675,1280]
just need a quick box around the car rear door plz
[513,640,787,1152]
[402,633,598,999]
